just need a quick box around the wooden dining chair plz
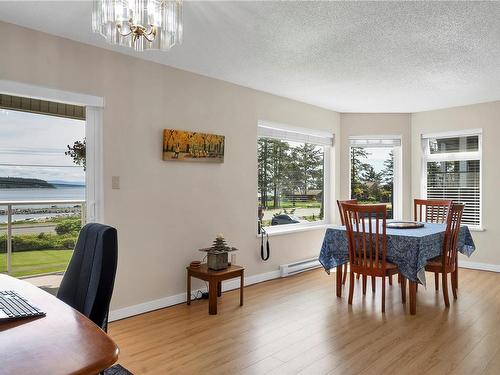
[424,203,464,307]
[414,199,452,224]
[342,203,405,313]
[414,199,452,290]
[337,199,358,285]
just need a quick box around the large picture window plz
[349,137,402,219]
[257,123,332,229]
[422,130,482,227]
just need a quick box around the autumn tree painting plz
[163,129,225,162]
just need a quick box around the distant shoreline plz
[0,177,55,189]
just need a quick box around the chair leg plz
[371,276,376,293]
[362,275,367,295]
[398,273,401,284]
[342,263,348,285]
[389,274,393,286]
[356,273,360,280]
[434,272,439,291]
[442,272,450,307]
[382,276,386,313]
[348,269,355,305]
[451,270,458,299]
[401,275,406,304]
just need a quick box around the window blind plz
[349,137,401,148]
[258,122,334,146]
[423,132,481,227]
[0,94,86,120]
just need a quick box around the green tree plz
[350,147,371,200]
[65,138,86,170]
[380,150,394,203]
[288,143,323,195]
[258,138,273,208]
[257,139,290,208]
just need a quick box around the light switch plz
[112,176,120,189]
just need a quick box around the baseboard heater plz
[280,258,321,277]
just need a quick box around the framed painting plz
[163,129,225,163]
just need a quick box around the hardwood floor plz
[109,268,500,374]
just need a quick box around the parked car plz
[271,214,307,226]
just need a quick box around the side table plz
[186,264,244,315]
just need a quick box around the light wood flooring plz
[109,268,500,374]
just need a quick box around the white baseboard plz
[458,260,500,273]
[109,269,281,322]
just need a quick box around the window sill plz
[257,223,328,237]
[468,226,485,232]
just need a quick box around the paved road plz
[262,207,321,221]
[0,224,56,235]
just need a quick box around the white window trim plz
[85,107,104,223]
[257,121,334,233]
[258,222,328,237]
[0,80,104,107]
[0,80,105,223]
[348,135,403,220]
[421,128,483,139]
[258,120,334,141]
[421,129,483,230]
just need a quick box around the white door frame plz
[0,80,105,223]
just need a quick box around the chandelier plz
[92,0,183,52]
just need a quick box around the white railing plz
[0,199,85,275]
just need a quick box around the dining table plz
[318,222,476,315]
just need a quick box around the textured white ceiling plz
[1,1,499,112]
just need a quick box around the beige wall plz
[1,20,498,315]
[339,113,412,220]
[411,101,500,266]
[0,22,340,311]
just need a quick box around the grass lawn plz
[0,249,72,278]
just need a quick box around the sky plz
[358,147,392,173]
[0,108,85,183]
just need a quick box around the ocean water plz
[0,186,85,223]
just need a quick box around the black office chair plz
[57,223,118,332]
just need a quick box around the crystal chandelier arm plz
[142,25,157,42]
[116,20,133,37]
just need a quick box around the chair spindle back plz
[343,203,387,276]
[442,203,465,270]
[414,199,452,223]
[337,199,358,225]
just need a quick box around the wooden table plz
[187,264,244,315]
[0,274,119,375]
[320,223,475,315]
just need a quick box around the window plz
[349,136,402,219]
[422,130,482,228]
[0,106,86,281]
[257,122,333,229]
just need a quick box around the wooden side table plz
[186,264,244,315]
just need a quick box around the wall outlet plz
[112,176,120,189]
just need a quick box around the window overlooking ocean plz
[0,107,85,284]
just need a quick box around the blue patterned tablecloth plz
[318,223,476,286]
